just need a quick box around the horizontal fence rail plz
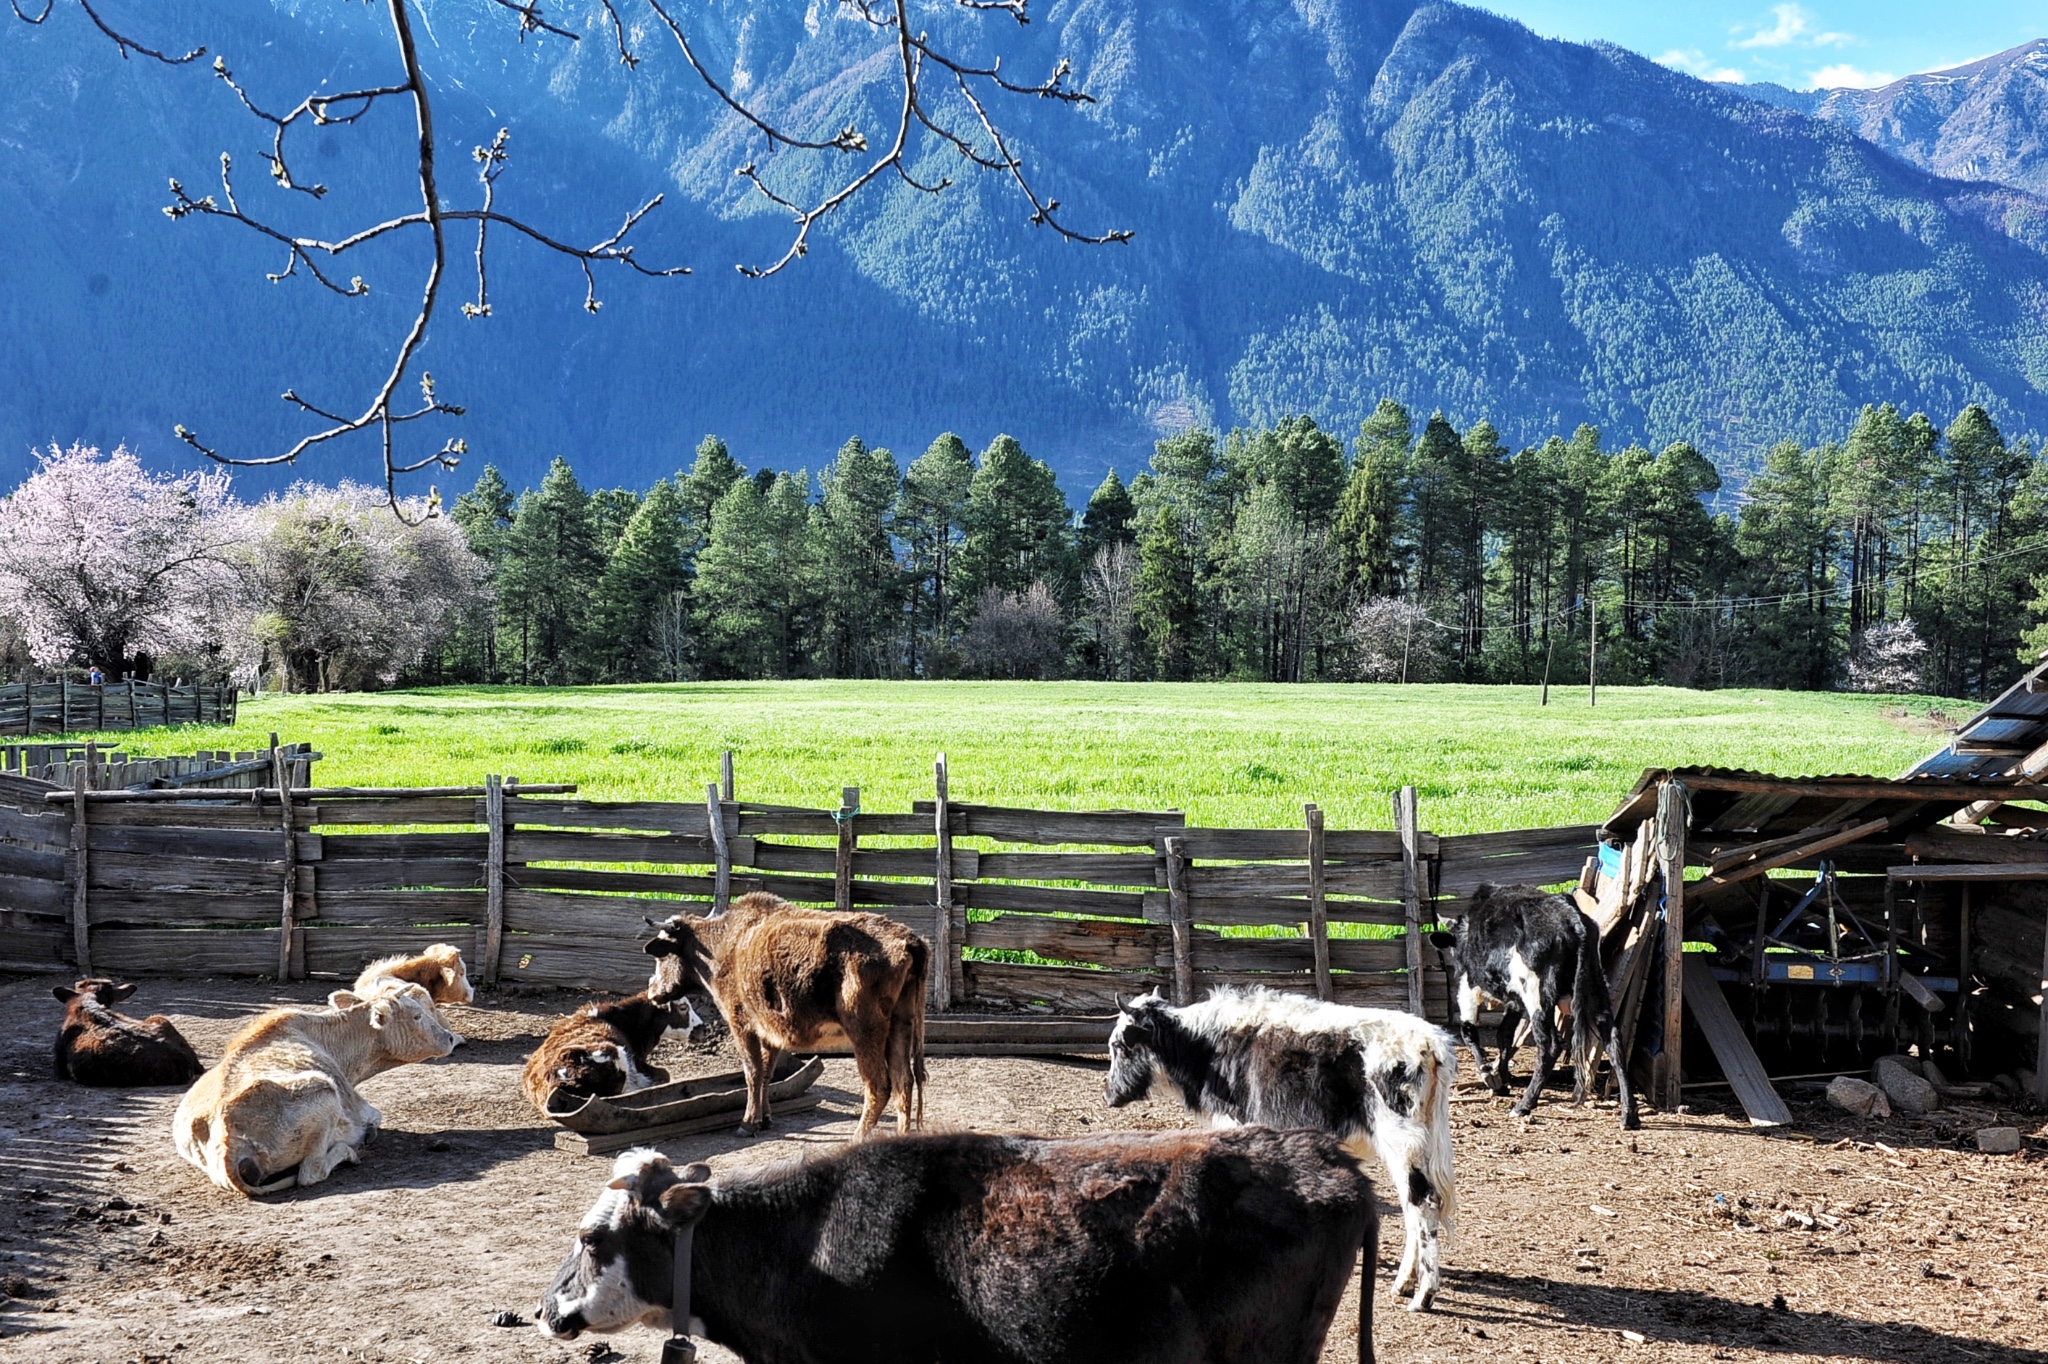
[0,680,236,737]
[0,763,1600,1022]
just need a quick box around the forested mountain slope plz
[6,0,2048,493]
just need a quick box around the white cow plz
[172,983,455,1196]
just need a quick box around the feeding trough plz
[548,1054,827,1155]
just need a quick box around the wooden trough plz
[549,1055,828,1155]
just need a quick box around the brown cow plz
[355,944,475,1045]
[52,979,204,1087]
[644,892,927,1138]
[521,992,691,1118]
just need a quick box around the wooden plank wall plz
[0,783,1594,1022]
[0,680,237,738]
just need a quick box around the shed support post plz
[272,734,300,982]
[1396,785,1425,1017]
[835,786,859,914]
[484,774,506,985]
[705,782,731,917]
[1165,836,1194,1006]
[2036,903,2048,1106]
[69,764,91,976]
[1306,803,1331,1002]
[932,755,954,1013]
[1654,780,1690,1110]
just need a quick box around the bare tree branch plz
[24,0,1123,507]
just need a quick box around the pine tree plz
[812,437,903,677]
[588,488,643,558]
[497,457,602,685]
[895,433,975,674]
[1336,400,1410,600]
[587,480,691,681]
[448,465,515,681]
[693,479,772,679]
[681,435,744,530]
[1078,469,1137,562]
[956,434,1075,605]
[1734,440,1837,688]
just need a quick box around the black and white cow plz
[1427,881,1640,1130]
[1105,985,1456,1313]
[539,1128,1380,1364]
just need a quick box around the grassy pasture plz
[59,681,1959,831]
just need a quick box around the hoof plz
[735,1123,759,1137]
[1405,1289,1437,1313]
[1508,1103,1535,1119]
[1621,1112,1642,1131]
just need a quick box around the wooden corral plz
[0,756,1610,1030]
[0,678,236,736]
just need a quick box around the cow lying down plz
[521,991,698,1119]
[354,943,475,1043]
[172,983,456,1196]
[540,1127,1380,1364]
[53,978,204,1087]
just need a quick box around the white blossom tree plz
[1082,541,1139,681]
[1343,597,1444,683]
[1846,619,1930,694]
[242,482,488,691]
[0,444,245,676]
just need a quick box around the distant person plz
[87,666,103,686]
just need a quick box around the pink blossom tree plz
[0,444,245,676]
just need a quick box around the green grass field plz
[51,682,1962,833]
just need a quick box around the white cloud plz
[1808,63,1899,89]
[1734,5,1854,51]
[1658,48,1747,83]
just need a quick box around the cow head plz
[328,983,457,1063]
[417,943,476,1006]
[1105,989,1171,1107]
[53,978,136,1006]
[542,1044,639,1113]
[642,915,717,1021]
[538,1148,713,1340]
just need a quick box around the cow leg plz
[1358,1214,1379,1364]
[755,1044,782,1130]
[1490,1003,1520,1095]
[1605,1019,1642,1130]
[1510,1003,1556,1118]
[297,1135,358,1187]
[847,1023,895,1140]
[886,1021,915,1135]
[734,1030,768,1135]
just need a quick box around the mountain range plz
[7,0,2048,497]
[1739,40,2048,197]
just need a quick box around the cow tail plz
[909,937,930,1130]
[222,1135,295,1196]
[1571,914,1607,1103]
[1423,1030,1457,1245]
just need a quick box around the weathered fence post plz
[69,764,92,976]
[835,786,859,914]
[1395,785,1425,1016]
[932,754,954,1013]
[271,734,300,981]
[720,750,736,803]
[60,677,72,734]
[483,774,506,985]
[1654,779,1689,1110]
[1305,803,1331,1002]
[1164,835,1194,1006]
[704,781,731,916]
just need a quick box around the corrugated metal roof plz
[1903,658,2048,782]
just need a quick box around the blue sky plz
[1481,2,2047,88]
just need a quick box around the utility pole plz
[1588,598,1598,708]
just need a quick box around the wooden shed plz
[1596,761,2048,1122]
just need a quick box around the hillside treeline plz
[436,400,2048,698]
[3,399,2042,699]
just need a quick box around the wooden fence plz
[0,679,237,736]
[0,761,1598,1023]
[3,742,314,790]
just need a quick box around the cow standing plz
[643,893,927,1138]
[1428,881,1640,1130]
[1106,985,1456,1312]
[539,1128,1380,1363]
[52,979,204,1087]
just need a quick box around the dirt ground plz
[2,974,2045,1364]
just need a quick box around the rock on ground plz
[1826,1075,1891,1119]
[1873,1055,1940,1115]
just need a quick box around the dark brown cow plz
[52,979,204,1087]
[643,892,927,1138]
[521,992,690,1118]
